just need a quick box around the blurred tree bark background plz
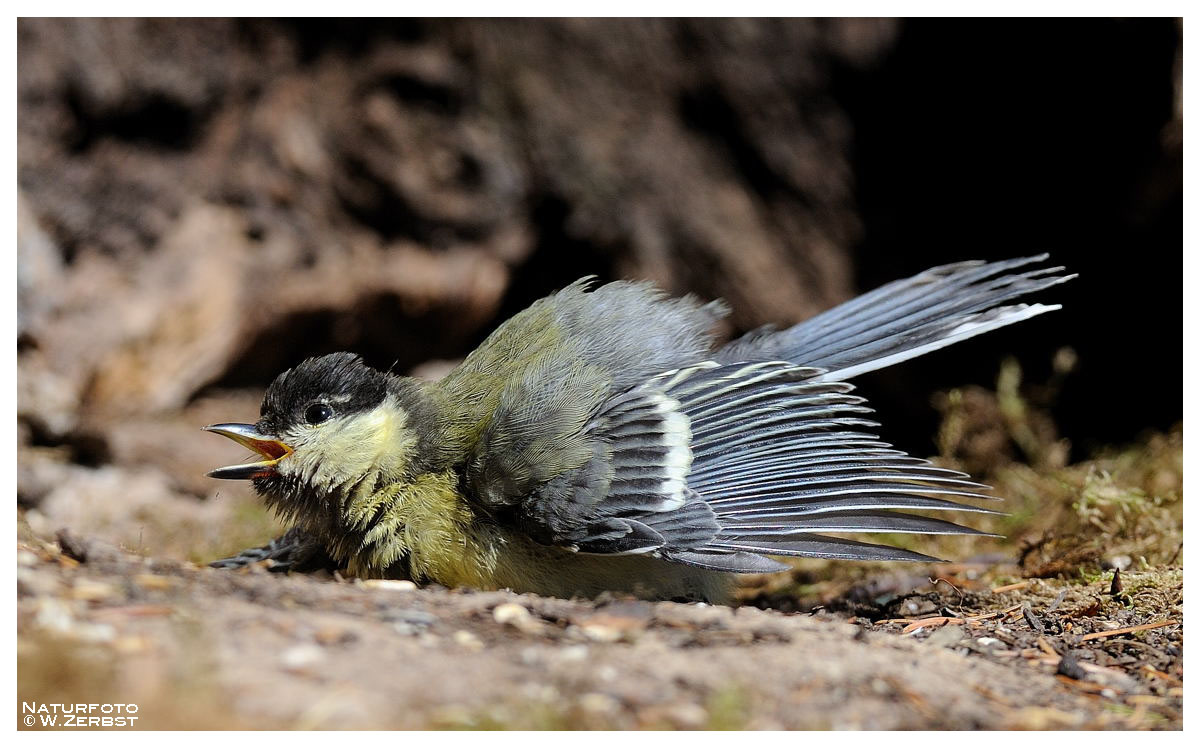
[17,19,1180,532]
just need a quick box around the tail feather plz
[717,254,1076,380]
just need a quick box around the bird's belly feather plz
[341,474,731,602]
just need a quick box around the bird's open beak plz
[204,423,293,480]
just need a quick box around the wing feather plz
[643,361,998,569]
[717,254,1076,381]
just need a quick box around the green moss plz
[705,685,750,730]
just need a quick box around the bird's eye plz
[304,403,334,424]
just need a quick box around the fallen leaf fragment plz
[1078,620,1178,642]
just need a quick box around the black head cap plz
[259,353,389,433]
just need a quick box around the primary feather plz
[719,253,1075,380]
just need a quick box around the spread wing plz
[453,258,1070,570]
[469,373,724,556]
[451,277,727,536]
[649,361,998,571]
[477,359,997,571]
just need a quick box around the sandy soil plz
[17,523,1181,730]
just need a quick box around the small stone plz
[34,599,83,635]
[452,630,484,651]
[492,602,526,621]
[924,624,967,648]
[17,567,60,598]
[558,644,590,663]
[901,598,937,616]
[70,580,116,602]
[17,550,39,567]
[134,574,174,591]
[314,625,357,646]
[281,644,326,671]
[665,702,708,729]
[113,636,150,654]
[579,613,645,643]
[1056,651,1088,680]
[579,692,621,716]
[73,623,116,643]
[361,579,417,591]
[581,623,622,643]
[493,603,533,627]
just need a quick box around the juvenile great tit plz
[206,255,1072,602]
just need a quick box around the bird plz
[205,255,1073,603]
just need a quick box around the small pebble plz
[558,644,589,663]
[314,625,357,645]
[1056,651,1089,680]
[35,599,74,632]
[73,623,116,643]
[665,702,708,729]
[492,603,539,632]
[113,636,150,654]
[452,630,483,651]
[281,644,326,671]
[581,623,622,643]
[579,692,621,716]
[71,580,116,601]
[924,624,967,648]
[134,574,174,591]
[361,579,417,591]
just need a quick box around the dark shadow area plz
[65,84,207,153]
[475,194,620,349]
[832,18,1181,457]
[204,292,484,393]
[273,18,429,63]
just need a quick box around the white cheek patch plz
[281,396,417,491]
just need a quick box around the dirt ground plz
[17,426,1182,730]
[15,530,1182,730]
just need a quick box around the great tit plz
[206,255,1072,602]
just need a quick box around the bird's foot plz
[210,527,337,574]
